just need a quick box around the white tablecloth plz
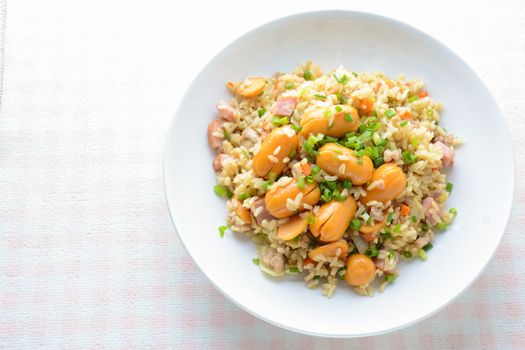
[1,0,524,348]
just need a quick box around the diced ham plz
[207,118,224,150]
[422,197,444,225]
[370,207,384,222]
[241,127,259,148]
[213,154,231,172]
[414,232,433,248]
[216,103,236,122]
[272,97,297,116]
[252,197,275,225]
[435,141,455,168]
[260,248,285,274]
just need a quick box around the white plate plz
[164,10,514,337]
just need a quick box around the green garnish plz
[285,82,294,90]
[289,149,297,158]
[307,215,315,225]
[335,92,346,104]
[393,223,401,233]
[272,115,289,126]
[422,243,433,251]
[290,124,302,133]
[257,108,267,118]
[421,222,430,231]
[311,164,321,175]
[426,109,434,116]
[335,105,343,112]
[385,274,397,283]
[334,73,349,84]
[408,95,419,103]
[223,130,231,142]
[214,185,233,199]
[410,137,420,147]
[350,219,362,230]
[446,182,453,192]
[418,249,428,261]
[262,181,271,190]
[252,258,260,265]
[313,275,321,280]
[403,251,412,259]
[342,179,352,189]
[321,188,333,202]
[449,208,457,216]
[344,113,353,122]
[297,176,305,190]
[326,181,337,190]
[303,70,312,81]
[401,150,418,164]
[411,216,418,223]
[289,266,299,273]
[366,246,379,258]
[313,93,327,100]
[218,225,229,238]
[400,120,408,127]
[436,222,448,231]
[238,192,249,201]
[385,108,397,118]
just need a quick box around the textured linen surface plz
[1,0,524,349]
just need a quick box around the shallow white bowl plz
[164,10,514,337]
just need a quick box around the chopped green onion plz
[410,216,418,223]
[334,73,349,84]
[381,230,393,240]
[290,124,302,133]
[289,149,297,158]
[355,149,365,157]
[422,243,433,251]
[332,189,345,201]
[252,258,260,265]
[262,181,271,190]
[393,223,401,233]
[342,179,352,189]
[218,225,229,238]
[313,275,321,280]
[285,82,294,90]
[308,241,316,249]
[324,108,333,119]
[307,215,315,225]
[223,130,231,142]
[418,249,428,261]
[335,105,343,112]
[436,222,448,231]
[289,266,299,273]
[268,172,277,182]
[426,109,434,116]
[410,138,420,147]
[385,108,397,118]
[335,92,346,104]
[303,70,312,81]
[350,219,362,230]
[336,267,346,279]
[305,175,315,184]
[408,95,419,103]
[449,208,457,216]
[297,176,305,189]
[372,133,382,146]
[214,185,233,199]
[257,108,267,118]
[387,250,396,260]
[344,113,353,122]
[403,251,412,259]
[311,165,321,175]
[386,212,393,225]
[313,93,327,99]
[400,120,408,127]
[421,222,430,231]
[401,150,418,164]
[385,274,397,283]
[326,181,337,190]
[272,115,289,126]
[366,246,379,258]
[446,182,453,192]
[238,192,249,201]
